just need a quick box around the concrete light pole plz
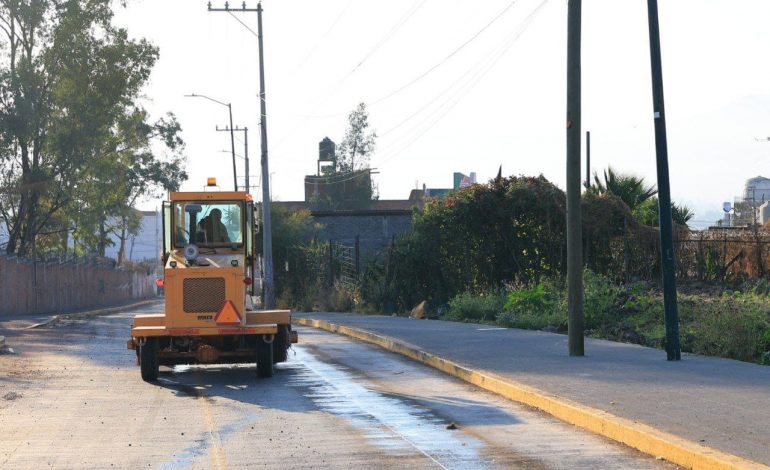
[208,1,275,309]
[566,0,584,357]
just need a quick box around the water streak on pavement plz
[288,345,492,470]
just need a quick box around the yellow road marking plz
[193,372,229,470]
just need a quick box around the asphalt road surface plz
[0,304,678,469]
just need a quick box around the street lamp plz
[184,93,238,191]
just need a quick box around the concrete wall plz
[311,212,413,258]
[0,255,156,316]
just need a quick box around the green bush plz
[497,280,566,330]
[503,282,553,314]
[446,290,505,322]
[583,269,622,334]
[688,292,770,363]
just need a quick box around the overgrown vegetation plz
[269,204,365,313]
[444,271,770,365]
[276,170,770,365]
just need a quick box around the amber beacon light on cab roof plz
[128,178,296,381]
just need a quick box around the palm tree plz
[672,203,694,226]
[592,167,657,211]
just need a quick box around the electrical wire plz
[370,0,523,107]
[227,11,259,38]
[286,0,355,78]
[372,0,549,169]
[271,0,428,152]
[375,0,545,158]
[349,0,428,74]
[302,169,381,186]
[293,0,525,120]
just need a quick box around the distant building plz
[104,210,162,264]
[304,169,373,208]
[275,197,417,258]
[454,171,477,189]
[0,210,161,263]
[743,176,770,207]
[419,170,478,199]
[716,175,770,227]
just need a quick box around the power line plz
[293,0,526,121]
[349,0,428,74]
[370,0,523,107]
[271,0,427,152]
[373,0,549,168]
[381,0,546,149]
[227,11,259,38]
[286,0,355,78]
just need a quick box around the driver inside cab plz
[197,208,231,243]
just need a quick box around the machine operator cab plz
[162,178,260,311]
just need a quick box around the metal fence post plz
[355,235,360,282]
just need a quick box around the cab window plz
[172,202,243,248]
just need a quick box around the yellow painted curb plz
[28,299,161,329]
[296,317,768,470]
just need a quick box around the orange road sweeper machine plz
[128,180,296,381]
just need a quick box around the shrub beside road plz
[445,272,770,365]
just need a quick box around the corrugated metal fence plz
[0,254,155,316]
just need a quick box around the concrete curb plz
[27,299,162,329]
[296,317,768,470]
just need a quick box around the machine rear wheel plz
[140,337,159,382]
[256,335,274,378]
[273,325,290,364]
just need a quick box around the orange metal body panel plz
[170,191,249,202]
[163,266,245,329]
[131,324,278,337]
[245,310,291,325]
[133,314,165,328]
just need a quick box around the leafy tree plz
[337,102,376,173]
[672,203,695,226]
[591,167,657,211]
[0,1,186,258]
[71,110,186,261]
[591,167,691,228]
[633,197,694,228]
[386,175,567,308]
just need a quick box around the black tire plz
[273,325,289,364]
[140,337,159,382]
[256,335,274,378]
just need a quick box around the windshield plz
[172,202,243,248]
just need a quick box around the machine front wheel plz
[256,335,274,378]
[139,337,159,382]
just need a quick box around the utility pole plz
[244,127,249,193]
[646,0,680,360]
[585,131,591,189]
[218,126,250,192]
[566,0,584,357]
[208,1,275,309]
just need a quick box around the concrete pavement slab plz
[0,299,161,331]
[296,312,770,468]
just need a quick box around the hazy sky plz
[113,0,770,227]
